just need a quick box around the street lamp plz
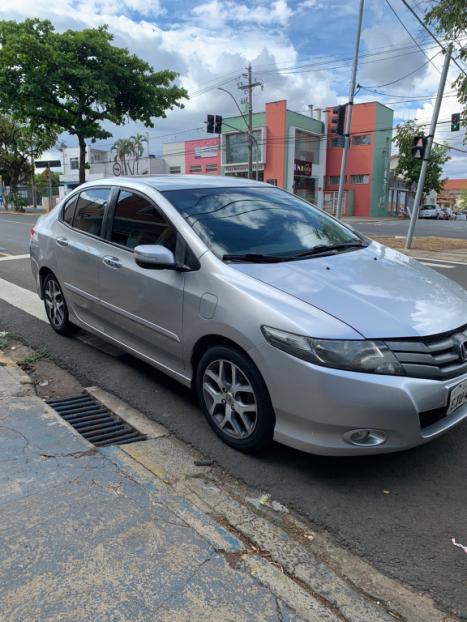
[217,87,260,181]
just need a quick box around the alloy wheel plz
[202,359,257,439]
[44,278,65,328]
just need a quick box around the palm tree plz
[112,138,133,175]
[130,133,147,174]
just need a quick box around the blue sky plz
[1,0,466,176]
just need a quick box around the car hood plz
[231,243,467,338]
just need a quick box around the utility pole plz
[405,43,452,249]
[47,165,52,212]
[238,64,263,179]
[335,0,364,219]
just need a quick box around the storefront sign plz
[294,159,312,176]
[224,163,265,174]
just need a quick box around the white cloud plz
[191,0,293,27]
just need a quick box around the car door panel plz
[98,189,185,374]
[53,188,112,330]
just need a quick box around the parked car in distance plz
[439,207,454,220]
[419,204,440,219]
[454,210,467,221]
[30,176,467,456]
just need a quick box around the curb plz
[0,349,460,622]
[89,386,460,622]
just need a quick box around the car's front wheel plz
[43,273,75,336]
[196,346,275,453]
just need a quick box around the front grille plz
[386,324,467,380]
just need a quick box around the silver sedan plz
[30,176,467,455]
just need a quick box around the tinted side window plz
[62,195,77,225]
[111,190,176,252]
[73,188,111,236]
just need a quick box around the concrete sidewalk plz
[0,353,457,621]
[0,361,309,621]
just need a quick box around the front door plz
[98,188,185,375]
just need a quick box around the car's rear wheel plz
[43,273,75,336]
[196,345,275,453]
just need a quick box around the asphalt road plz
[0,213,38,255]
[353,216,467,240]
[1,215,467,618]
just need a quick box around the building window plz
[329,176,346,184]
[350,174,369,184]
[169,166,181,174]
[190,165,202,173]
[224,130,261,164]
[70,157,79,170]
[295,129,320,166]
[352,134,371,146]
[206,163,218,172]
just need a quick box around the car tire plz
[196,345,275,453]
[42,273,75,336]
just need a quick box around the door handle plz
[56,237,69,247]
[102,256,121,269]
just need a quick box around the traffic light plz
[451,113,460,132]
[412,136,427,160]
[206,114,223,134]
[331,105,346,136]
[206,114,215,133]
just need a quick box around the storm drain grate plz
[46,393,146,447]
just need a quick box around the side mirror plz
[134,244,177,270]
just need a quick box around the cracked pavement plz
[0,363,321,621]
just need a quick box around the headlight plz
[261,326,404,376]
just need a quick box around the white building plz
[60,146,168,195]
[162,142,186,175]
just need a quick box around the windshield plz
[162,186,364,259]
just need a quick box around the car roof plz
[80,175,270,192]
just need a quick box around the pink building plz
[185,137,220,175]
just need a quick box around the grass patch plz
[18,347,50,366]
[0,331,11,349]
[373,236,467,252]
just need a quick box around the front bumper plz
[249,342,467,455]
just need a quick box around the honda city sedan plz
[30,176,467,455]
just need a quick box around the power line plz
[384,0,441,73]
[399,0,467,77]
[365,50,442,88]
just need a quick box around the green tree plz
[0,114,57,210]
[459,189,467,210]
[130,133,147,174]
[112,138,133,175]
[34,170,60,194]
[0,19,187,184]
[393,121,450,195]
[425,0,467,138]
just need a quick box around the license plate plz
[447,380,467,415]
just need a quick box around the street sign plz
[35,160,62,168]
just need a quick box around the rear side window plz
[110,190,176,252]
[73,188,111,237]
[62,195,77,225]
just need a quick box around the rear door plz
[98,188,185,375]
[53,186,114,330]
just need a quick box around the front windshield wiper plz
[223,253,286,263]
[288,241,368,260]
